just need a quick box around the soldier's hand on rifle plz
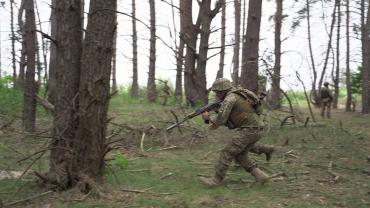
[201,111,210,124]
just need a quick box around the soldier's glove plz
[201,112,210,124]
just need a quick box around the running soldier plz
[199,78,274,186]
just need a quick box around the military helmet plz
[324,82,329,86]
[212,78,232,91]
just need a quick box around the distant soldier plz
[320,82,333,118]
[161,80,170,106]
[199,78,273,186]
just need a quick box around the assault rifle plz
[166,100,221,131]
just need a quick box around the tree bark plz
[240,0,263,93]
[231,0,240,84]
[333,0,341,109]
[130,0,139,98]
[47,0,57,105]
[48,0,83,187]
[345,0,352,112]
[111,16,118,94]
[305,0,319,106]
[183,0,198,106]
[147,0,157,102]
[22,0,37,132]
[74,0,116,180]
[362,1,370,114]
[270,0,283,109]
[318,0,338,103]
[17,0,26,89]
[174,0,184,103]
[217,0,226,79]
[10,0,17,88]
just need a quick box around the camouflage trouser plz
[250,144,274,155]
[321,99,331,118]
[214,129,262,181]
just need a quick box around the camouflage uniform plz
[162,81,170,106]
[200,78,271,185]
[320,82,333,118]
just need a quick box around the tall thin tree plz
[10,0,17,88]
[232,0,240,84]
[270,0,283,109]
[217,0,226,79]
[333,0,341,109]
[174,0,184,103]
[22,0,37,132]
[130,0,139,98]
[240,0,263,93]
[345,0,352,112]
[47,0,57,104]
[362,0,370,113]
[147,0,157,102]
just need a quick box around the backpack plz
[230,87,263,115]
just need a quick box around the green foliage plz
[0,77,23,117]
[108,150,129,170]
[350,67,362,95]
[0,75,14,88]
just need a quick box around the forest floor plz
[0,100,369,208]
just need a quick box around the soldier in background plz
[199,78,273,186]
[161,80,170,106]
[320,82,333,118]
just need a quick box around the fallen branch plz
[170,110,182,134]
[158,145,178,151]
[4,191,53,207]
[35,94,55,114]
[140,132,146,153]
[121,188,176,196]
[280,115,295,128]
[160,172,174,180]
[327,161,340,183]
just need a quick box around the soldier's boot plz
[251,168,269,184]
[199,175,222,186]
[264,146,275,161]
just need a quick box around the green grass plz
[0,87,369,207]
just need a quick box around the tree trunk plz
[305,0,319,106]
[217,0,226,79]
[196,0,213,105]
[34,0,48,83]
[111,19,117,93]
[17,0,26,89]
[183,0,198,106]
[270,0,282,109]
[22,0,37,132]
[74,0,116,181]
[240,0,263,93]
[10,0,17,88]
[231,0,240,84]
[345,0,352,112]
[48,0,83,187]
[362,1,370,113]
[333,0,341,109]
[47,0,57,105]
[195,0,223,104]
[147,0,157,102]
[318,0,338,102]
[130,0,139,98]
[111,1,117,94]
[174,0,184,103]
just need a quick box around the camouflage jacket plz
[213,88,264,129]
